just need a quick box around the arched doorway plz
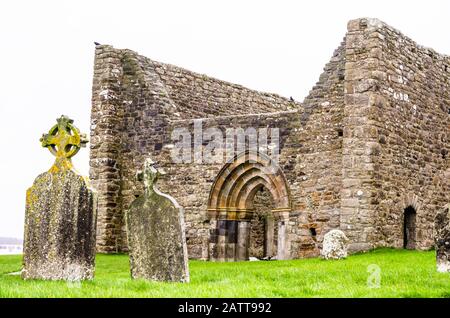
[403,206,417,249]
[207,151,291,261]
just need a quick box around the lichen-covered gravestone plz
[126,158,189,282]
[435,204,450,272]
[321,229,349,260]
[23,115,97,280]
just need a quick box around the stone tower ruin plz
[90,18,450,259]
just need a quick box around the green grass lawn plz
[0,248,448,298]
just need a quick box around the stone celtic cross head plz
[137,158,166,192]
[40,115,88,172]
[40,115,88,160]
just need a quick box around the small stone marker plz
[23,115,97,280]
[435,204,450,273]
[321,229,349,260]
[126,158,189,282]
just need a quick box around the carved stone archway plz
[207,151,291,261]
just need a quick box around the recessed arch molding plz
[207,151,292,261]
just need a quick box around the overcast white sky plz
[0,0,449,239]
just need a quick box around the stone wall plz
[160,111,298,259]
[345,18,450,250]
[290,38,346,257]
[340,19,383,252]
[90,33,348,257]
[90,47,125,253]
[155,73,348,259]
[90,18,449,258]
[90,46,298,253]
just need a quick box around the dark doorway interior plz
[403,206,417,249]
[249,187,277,259]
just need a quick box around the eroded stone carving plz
[435,204,450,272]
[126,158,189,282]
[23,115,97,280]
[321,229,349,260]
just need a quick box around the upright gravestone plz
[435,204,450,272]
[126,158,189,282]
[23,115,97,280]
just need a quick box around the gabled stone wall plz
[90,45,302,254]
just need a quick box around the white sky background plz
[0,0,449,239]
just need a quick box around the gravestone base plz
[22,262,94,281]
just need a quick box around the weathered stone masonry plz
[90,18,449,259]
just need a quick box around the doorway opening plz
[249,187,277,259]
[403,206,417,249]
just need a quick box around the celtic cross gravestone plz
[22,115,97,280]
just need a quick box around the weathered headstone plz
[126,158,189,282]
[23,115,97,280]
[435,204,450,272]
[321,229,349,260]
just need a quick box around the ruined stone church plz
[90,18,450,260]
